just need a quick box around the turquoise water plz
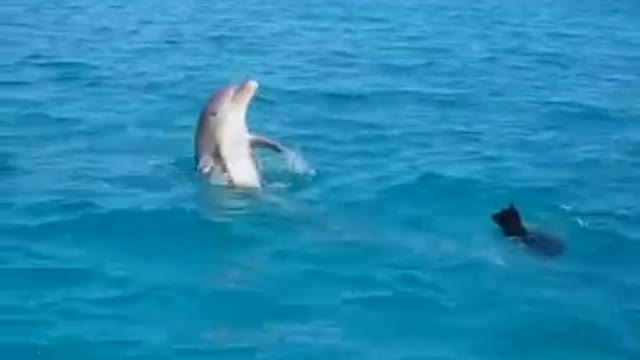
[2,0,640,358]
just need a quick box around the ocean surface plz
[2,0,640,359]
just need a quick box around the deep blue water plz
[2,0,640,359]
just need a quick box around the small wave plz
[25,59,100,72]
[0,266,96,290]
[0,79,32,87]
[377,59,437,72]
[575,217,589,228]
[0,154,17,175]
[560,204,574,211]
[271,85,431,101]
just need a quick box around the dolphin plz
[194,80,287,188]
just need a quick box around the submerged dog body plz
[194,80,286,188]
[491,203,565,257]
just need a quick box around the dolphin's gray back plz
[194,99,218,164]
[194,86,237,162]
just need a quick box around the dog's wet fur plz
[492,203,565,257]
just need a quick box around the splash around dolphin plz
[194,79,292,189]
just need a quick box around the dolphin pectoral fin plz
[197,156,216,175]
[251,150,262,172]
[198,154,231,180]
[249,134,286,153]
[197,156,236,187]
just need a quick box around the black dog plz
[491,203,565,257]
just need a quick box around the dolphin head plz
[204,80,259,132]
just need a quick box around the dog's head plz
[492,203,526,236]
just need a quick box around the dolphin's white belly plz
[219,135,260,188]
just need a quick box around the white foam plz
[575,217,588,228]
[283,148,316,176]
